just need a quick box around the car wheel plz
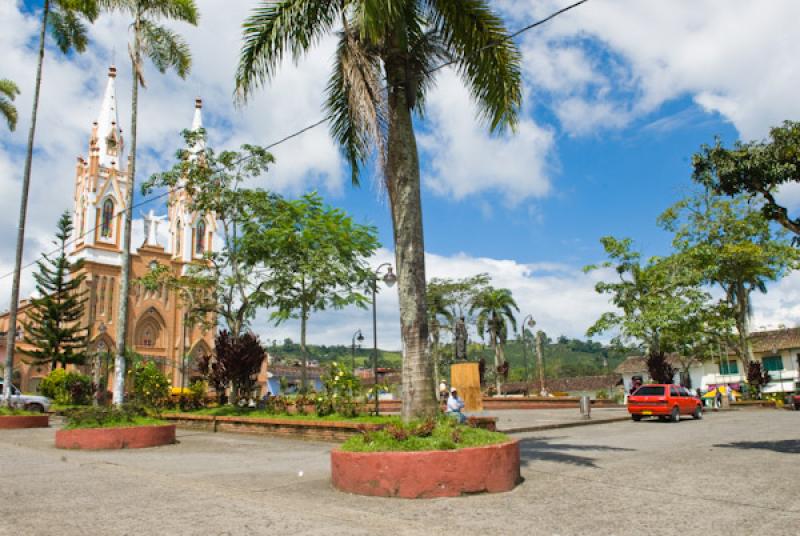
[692,405,703,420]
[670,406,680,423]
[631,414,642,422]
[25,403,44,413]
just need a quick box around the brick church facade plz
[0,67,216,393]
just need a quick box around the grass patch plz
[51,404,92,413]
[0,407,40,417]
[62,405,167,430]
[168,406,397,424]
[341,417,509,452]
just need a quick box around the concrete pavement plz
[1,410,798,535]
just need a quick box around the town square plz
[1,1,799,535]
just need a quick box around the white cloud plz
[251,248,615,350]
[419,70,555,203]
[751,271,800,332]
[498,0,800,139]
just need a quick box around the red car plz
[628,384,703,422]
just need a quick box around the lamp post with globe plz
[351,329,364,372]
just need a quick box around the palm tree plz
[3,0,100,406]
[105,0,198,405]
[0,79,20,131]
[236,0,521,420]
[471,287,519,395]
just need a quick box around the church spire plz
[95,66,125,170]
[188,97,205,158]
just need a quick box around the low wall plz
[331,440,520,498]
[165,414,382,442]
[0,415,49,429]
[55,424,176,450]
[482,397,621,410]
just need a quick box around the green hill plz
[268,336,634,379]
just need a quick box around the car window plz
[633,386,665,396]
[670,386,681,397]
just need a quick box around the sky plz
[2,0,800,350]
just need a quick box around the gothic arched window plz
[101,199,114,238]
[142,327,154,347]
[196,220,205,255]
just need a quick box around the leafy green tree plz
[694,121,800,237]
[0,79,20,131]
[142,131,276,339]
[585,237,712,383]
[21,212,88,370]
[235,0,521,420]
[240,192,379,391]
[470,287,519,394]
[659,190,799,372]
[4,0,101,405]
[108,0,198,406]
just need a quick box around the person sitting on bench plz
[446,387,466,423]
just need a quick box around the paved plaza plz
[1,410,799,536]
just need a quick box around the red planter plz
[331,440,520,498]
[0,415,49,429]
[55,424,176,450]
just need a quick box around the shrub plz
[130,362,171,409]
[595,389,609,400]
[39,369,92,405]
[344,417,507,452]
[316,362,362,418]
[63,403,164,430]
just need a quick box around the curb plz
[500,416,630,434]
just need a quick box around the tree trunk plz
[535,331,546,395]
[113,21,141,406]
[491,330,501,395]
[385,43,436,421]
[300,306,308,392]
[734,282,754,372]
[431,326,440,393]
[3,0,49,406]
[496,340,506,395]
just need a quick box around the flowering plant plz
[316,362,362,417]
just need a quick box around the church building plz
[0,66,216,393]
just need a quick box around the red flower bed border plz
[55,424,176,450]
[331,440,520,499]
[0,415,49,429]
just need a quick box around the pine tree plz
[21,212,88,369]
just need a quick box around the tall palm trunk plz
[734,282,754,372]
[3,0,50,405]
[489,326,503,395]
[113,18,141,405]
[385,43,436,421]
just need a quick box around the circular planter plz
[331,440,520,499]
[0,414,50,429]
[55,424,176,450]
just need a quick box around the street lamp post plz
[371,263,396,415]
[520,315,535,392]
[351,329,364,371]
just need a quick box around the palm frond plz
[141,0,198,24]
[326,25,387,186]
[57,0,100,22]
[139,20,192,78]
[0,98,19,132]
[47,7,90,53]
[427,0,522,131]
[236,0,341,103]
[0,79,20,100]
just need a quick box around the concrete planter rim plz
[0,414,50,429]
[55,423,176,450]
[333,437,517,455]
[331,438,521,498]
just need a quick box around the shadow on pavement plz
[519,437,634,469]
[713,439,800,454]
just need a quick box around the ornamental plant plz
[130,362,170,409]
[40,369,92,405]
[316,362,362,418]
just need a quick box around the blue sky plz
[2,0,800,348]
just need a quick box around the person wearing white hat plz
[446,387,466,423]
